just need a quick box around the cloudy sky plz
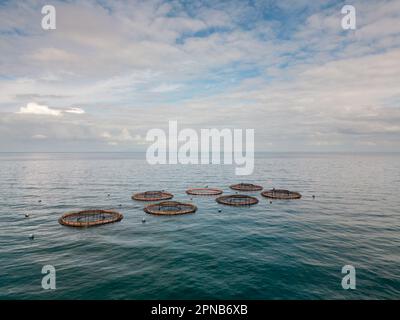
[0,0,399,152]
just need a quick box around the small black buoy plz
[270,201,272,204]
[312,195,315,199]
[218,209,222,213]
[38,200,42,203]
[107,193,110,197]
[25,213,30,218]
[118,204,122,207]
[142,217,146,223]
[29,234,34,240]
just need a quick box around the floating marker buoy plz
[107,193,110,197]
[312,195,315,199]
[38,200,42,203]
[29,234,34,240]
[118,204,122,207]
[25,213,30,218]
[218,209,222,213]
[270,201,272,204]
[142,217,146,223]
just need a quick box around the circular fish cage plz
[216,194,259,206]
[132,191,173,201]
[261,189,302,199]
[59,209,123,228]
[144,201,197,215]
[229,183,263,192]
[186,188,223,196]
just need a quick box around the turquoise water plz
[0,152,399,299]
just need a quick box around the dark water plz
[0,153,399,299]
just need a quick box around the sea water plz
[0,152,399,299]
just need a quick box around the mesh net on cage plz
[59,209,123,227]
[132,191,173,201]
[144,201,197,215]
[261,189,302,199]
[186,188,223,196]
[229,183,263,191]
[216,194,259,206]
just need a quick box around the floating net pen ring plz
[186,188,223,196]
[144,201,197,215]
[59,209,123,227]
[229,183,263,191]
[216,194,259,206]
[132,191,173,201]
[261,189,302,200]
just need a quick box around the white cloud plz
[118,128,134,141]
[150,83,183,93]
[16,102,86,117]
[31,48,79,62]
[100,129,145,146]
[17,102,62,116]
[101,128,133,143]
[101,131,112,139]
[65,107,85,114]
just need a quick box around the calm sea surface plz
[0,152,399,299]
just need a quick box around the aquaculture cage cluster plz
[261,189,302,199]
[58,183,303,228]
[144,201,197,215]
[132,191,173,201]
[216,194,259,206]
[229,183,263,191]
[58,209,123,228]
[186,188,223,196]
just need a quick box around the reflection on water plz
[0,152,399,299]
